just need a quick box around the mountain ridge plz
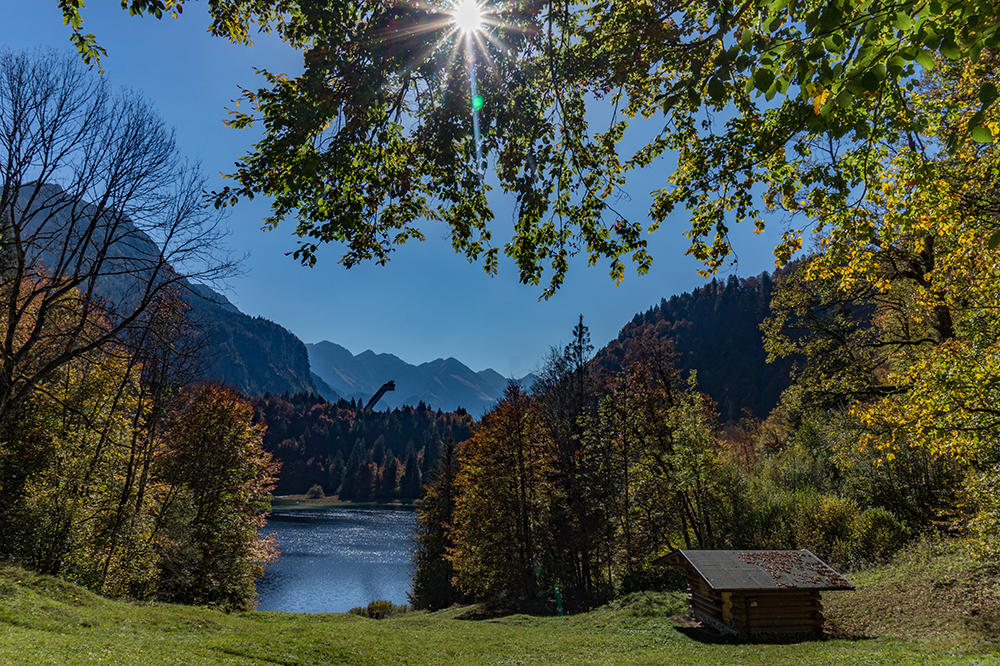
[16,183,321,399]
[307,340,534,415]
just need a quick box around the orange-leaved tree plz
[157,382,279,610]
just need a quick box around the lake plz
[255,505,417,614]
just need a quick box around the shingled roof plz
[656,549,854,591]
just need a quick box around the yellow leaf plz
[812,88,830,115]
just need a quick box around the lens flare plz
[451,0,484,34]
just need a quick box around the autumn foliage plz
[0,51,276,610]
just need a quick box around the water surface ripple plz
[255,506,416,613]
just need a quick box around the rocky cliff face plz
[185,286,320,397]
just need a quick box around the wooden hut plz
[656,549,854,639]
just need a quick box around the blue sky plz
[3,2,789,377]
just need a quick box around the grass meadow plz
[1,540,998,665]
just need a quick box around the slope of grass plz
[2,542,998,666]
[824,538,1000,654]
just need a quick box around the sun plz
[450,0,484,35]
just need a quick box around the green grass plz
[2,542,999,665]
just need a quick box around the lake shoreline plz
[269,495,419,512]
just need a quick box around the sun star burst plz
[451,0,484,34]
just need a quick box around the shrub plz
[607,591,686,617]
[348,599,409,619]
[790,490,859,563]
[965,465,1000,559]
[305,484,325,499]
[847,507,911,566]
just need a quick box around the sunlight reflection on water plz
[255,506,417,614]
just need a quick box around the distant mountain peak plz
[306,341,532,415]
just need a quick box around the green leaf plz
[990,231,1000,250]
[940,39,961,60]
[860,72,881,92]
[894,12,913,30]
[835,90,854,109]
[915,49,935,70]
[754,68,775,92]
[945,131,960,154]
[979,82,999,106]
[824,32,845,52]
[971,124,994,143]
[707,77,726,102]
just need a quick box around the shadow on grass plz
[455,598,558,620]
[671,617,880,646]
[671,625,739,645]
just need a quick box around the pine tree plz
[340,438,365,499]
[533,316,601,601]
[410,437,463,609]
[372,435,386,466]
[382,454,399,499]
[399,444,422,499]
[327,450,345,496]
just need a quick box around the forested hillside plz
[255,393,474,497]
[16,183,321,402]
[595,271,795,421]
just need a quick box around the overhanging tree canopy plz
[59,0,1000,296]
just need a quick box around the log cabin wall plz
[686,572,735,636]
[686,575,824,638]
[726,590,824,637]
